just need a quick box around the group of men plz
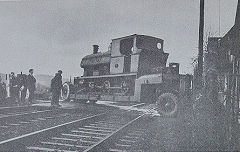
[0,69,64,107]
[9,69,36,104]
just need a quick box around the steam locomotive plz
[62,34,192,116]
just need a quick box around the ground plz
[1,98,236,151]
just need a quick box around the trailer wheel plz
[121,81,129,95]
[156,92,178,117]
[61,82,70,102]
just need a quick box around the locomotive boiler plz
[62,34,192,116]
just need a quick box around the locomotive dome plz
[80,51,111,68]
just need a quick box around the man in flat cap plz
[50,70,63,107]
[9,72,18,102]
[27,69,36,104]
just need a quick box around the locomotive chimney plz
[93,45,99,54]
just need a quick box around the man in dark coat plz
[51,70,63,107]
[0,76,6,103]
[19,74,28,103]
[9,72,19,102]
[27,69,36,104]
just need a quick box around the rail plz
[0,112,107,151]
[84,114,145,152]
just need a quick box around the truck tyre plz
[156,92,178,117]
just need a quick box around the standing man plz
[19,74,27,104]
[27,69,36,104]
[0,76,6,103]
[51,70,63,107]
[9,72,18,102]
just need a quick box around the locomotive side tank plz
[62,34,192,116]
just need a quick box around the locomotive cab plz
[109,34,166,75]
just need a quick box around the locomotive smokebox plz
[93,45,99,54]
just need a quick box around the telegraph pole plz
[235,0,240,26]
[197,0,204,89]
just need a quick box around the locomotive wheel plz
[156,92,178,117]
[89,82,95,89]
[104,80,110,88]
[104,80,111,93]
[121,81,129,95]
[61,82,70,102]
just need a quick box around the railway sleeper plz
[77,127,113,133]
[46,138,92,147]
[71,130,109,136]
[106,127,145,151]
[87,124,119,130]
[32,141,86,151]
[27,146,71,152]
[61,133,103,140]
[82,125,116,131]
[70,131,108,137]
[41,141,88,149]
[58,134,98,145]
[108,149,123,152]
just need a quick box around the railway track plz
[0,103,109,142]
[0,106,77,128]
[0,104,155,152]
[84,114,147,152]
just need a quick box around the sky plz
[0,0,238,78]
